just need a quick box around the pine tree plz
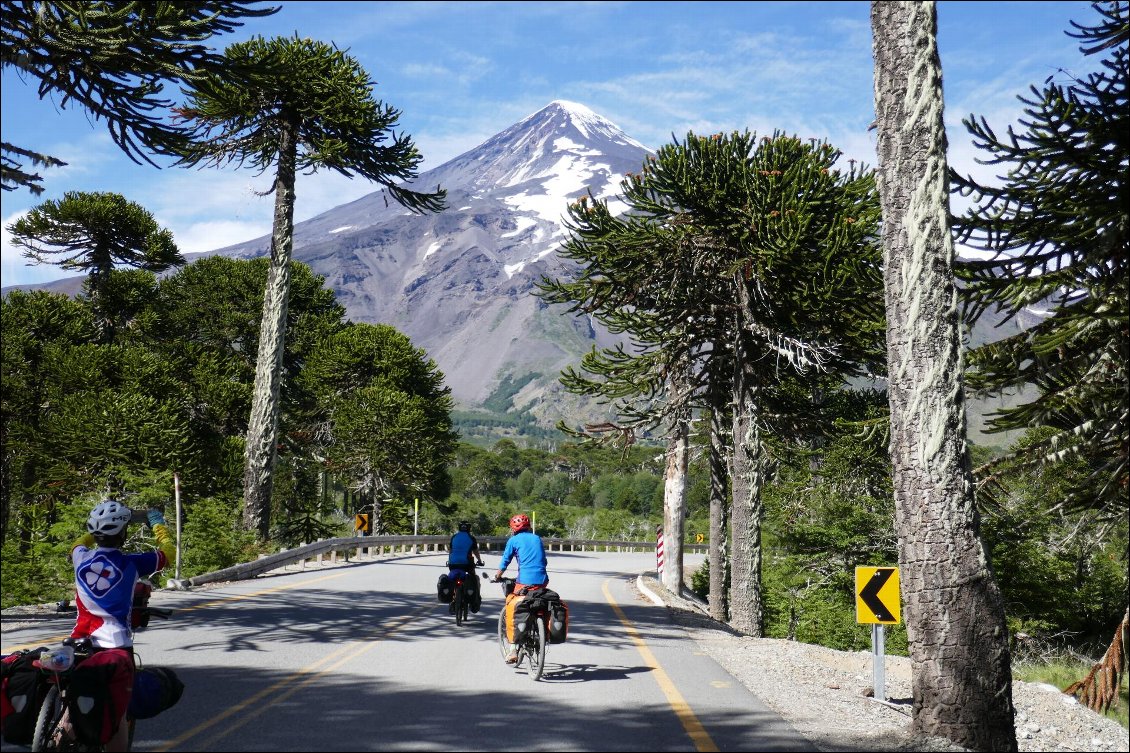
[952,1,1128,516]
[540,131,884,634]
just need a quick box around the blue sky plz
[0,1,1098,287]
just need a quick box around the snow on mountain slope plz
[202,101,652,425]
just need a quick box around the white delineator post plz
[174,472,183,580]
[873,623,886,702]
[656,524,664,578]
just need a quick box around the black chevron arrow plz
[860,568,897,622]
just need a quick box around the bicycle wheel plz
[453,586,464,626]
[524,616,547,681]
[497,607,510,659]
[31,684,63,752]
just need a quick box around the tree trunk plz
[661,406,689,593]
[708,407,729,621]
[729,293,765,637]
[706,373,730,621]
[242,118,299,540]
[871,3,1016,750]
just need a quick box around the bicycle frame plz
[31,641,98,752]
[29,615,165,753]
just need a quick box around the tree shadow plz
[133,663,814,752]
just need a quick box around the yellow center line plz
[156,604,427,752]
[2,572,351,653]
[173,572,352,612]
[602,580,720,753]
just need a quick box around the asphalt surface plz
[1,550,809,752]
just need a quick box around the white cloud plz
[171,219,273,255]
[1,209,73,287]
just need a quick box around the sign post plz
[656,524,664,578]
[412,498,419,554]
[855,566,900,702]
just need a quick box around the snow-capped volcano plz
[204,101,653,425]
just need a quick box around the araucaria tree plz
[1,1,278,194]
[871,2,1016,750]
[541,131,884,634]
[175,35,446,538]
[952,0,1128,517]
[952,0,1128,716]
[301,324,458,534]
[7,191,184,341]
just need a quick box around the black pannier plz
[436,574,454,604]
[513,588,569,643]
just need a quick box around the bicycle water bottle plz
[40,645,74,672]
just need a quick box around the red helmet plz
[509,514,531,533]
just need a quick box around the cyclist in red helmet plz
[495,513,548,663]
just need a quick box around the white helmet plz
[87,499,131,538]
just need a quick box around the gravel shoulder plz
[635,574,1129,753]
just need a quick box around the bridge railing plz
[174,534,707,588]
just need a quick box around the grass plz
[1013,659,1129,729]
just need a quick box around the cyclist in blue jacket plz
[447,521,484,612]
[495,513,548,663]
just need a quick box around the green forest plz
[0,1,1126,742]
[2,251,1124,664]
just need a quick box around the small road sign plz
[855,566,900,624]
[354,514,371,535]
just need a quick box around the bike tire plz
[454,586,464,626]
[31,684,62,752]
[497,607,510,660]
[525,616,547,681]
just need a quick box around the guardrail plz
[172,534,707,589]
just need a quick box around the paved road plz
[1,551,808,752]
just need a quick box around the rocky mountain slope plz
[196,100,651,430]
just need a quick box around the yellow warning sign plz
[354,514,371,535]
[855,566,900,624]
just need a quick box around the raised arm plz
[146,508,177,570]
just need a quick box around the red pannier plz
[66,648,133,746]
[1,648,48,745]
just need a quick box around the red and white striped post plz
[656,524,664,578]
